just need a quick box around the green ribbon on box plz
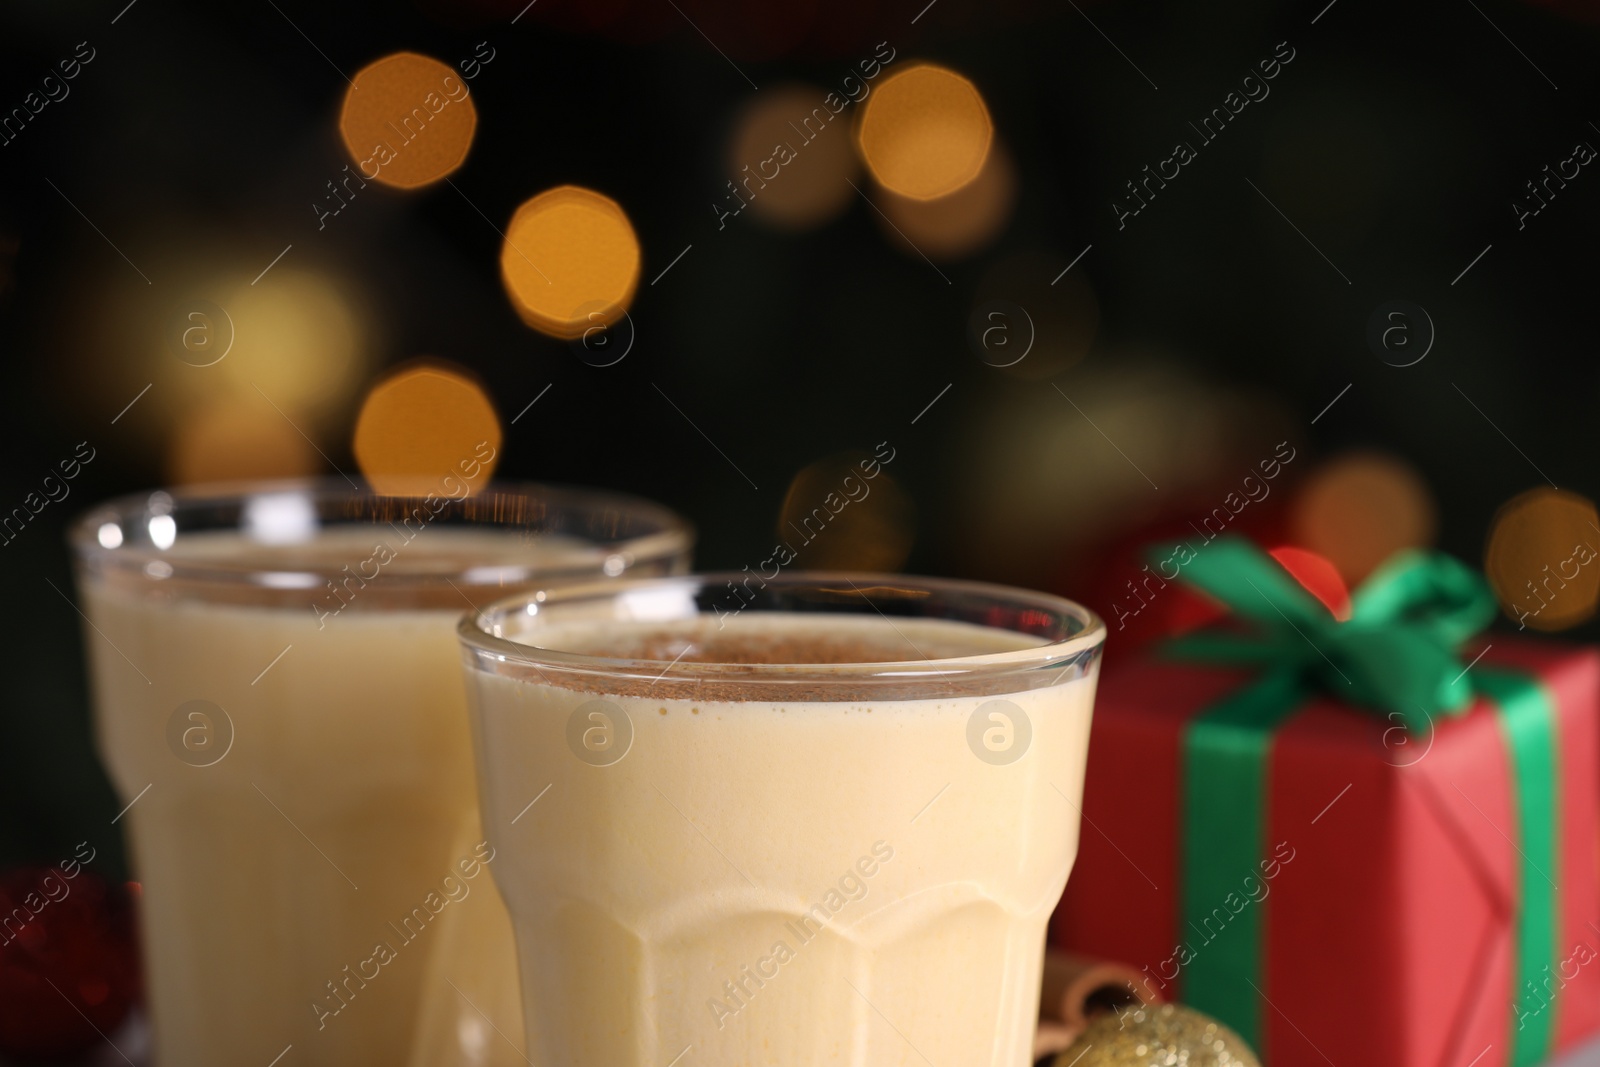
[1151,538,1559,1064]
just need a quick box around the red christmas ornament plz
[1081,525,1353,658]
[0,866,140,1061]
[1080,507,1294,655]
[1268,544,1352,620]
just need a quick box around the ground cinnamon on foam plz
[579,629,931,666]
[499,621,1076,703]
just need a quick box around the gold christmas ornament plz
[1054,1003,1260,1067]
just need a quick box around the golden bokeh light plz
[953,364,1294,588]
[352,363,502,497]
[777,451,915,572]
[727,84,859,231]
[500,185,641,340]
[857,63,993,200]
[1484,487,1600,632]
[63,242,372,458]
[215,271,369,422]
[166,401,319,486]
[339,52,477,189]
[877,140,1015,260]
[1289,452,1436,584]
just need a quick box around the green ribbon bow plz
[1157,537,1499,732]
[1151,538,1558,1064]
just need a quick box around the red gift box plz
[1051,637,1600,1067]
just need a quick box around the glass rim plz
[68,477,695,591]
[459,571,1105,687]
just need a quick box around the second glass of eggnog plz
[69,481,691,1067]
[459,572,1105,1067]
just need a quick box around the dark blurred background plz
[2,0,1597,880]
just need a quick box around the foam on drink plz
[465,610,1100,1067]
[76,488,690,1067]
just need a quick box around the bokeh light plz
[1289,452,1436,585]
[60,244,373,461]
[499,185,641,340]
[727,84,859,231]
[352,363,502,496]
[1484,487,1600,632]
[956,362,1294,588]
[165,401,319,485]
[777,452,915,572]
[216,271,369,421]
[857,63,993,200]
[339,52,478,189]
[876,140,1015,260]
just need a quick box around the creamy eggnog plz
[71,484,690,1067]
[460,579,1104,1067]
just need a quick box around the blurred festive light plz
[499,185,641,340]
[969,250,1098,381]
[215,271,369,421]
[352,363,502,496]
[955,362,1294,587]
[1484,487,1600,632]
[59,242,373,457]
[777,451,915,572]
[1268,545,1351,621]
[856,63,992,200]
[165,401,319,486]
[1289,452,1435,585]
[727,84,859,231]
[339,52,477,190]
[876,140,1015,260]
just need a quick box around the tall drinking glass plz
[458,572,1105,1067]
[69,481,691,1067]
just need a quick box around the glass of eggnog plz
[69,480,691,1067]
[458,571,1104,1067]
